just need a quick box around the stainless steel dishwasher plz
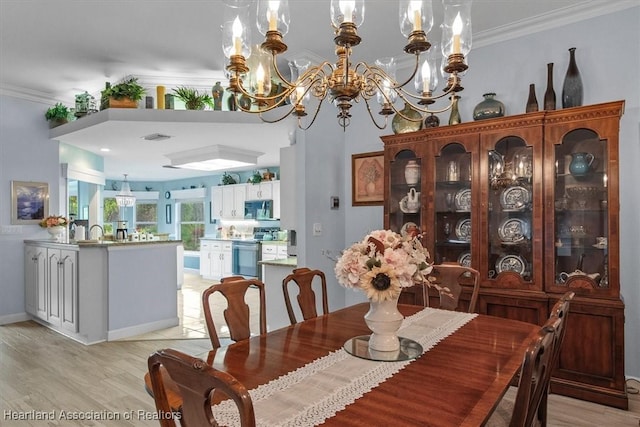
[231,240,261,278]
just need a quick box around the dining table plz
[200,303,539,427]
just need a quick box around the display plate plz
[455,218,472,242]
[457,251,471,267]
[497,217,529,243]
[454,188,471,212]
[500,186,530,211]
[496,254,527,275]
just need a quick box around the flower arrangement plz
[335,229,433,302]
[39,215,69,228]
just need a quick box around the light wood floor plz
[1,274,638,426]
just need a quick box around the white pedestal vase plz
[47,226,65,242]
[364,294,404,352]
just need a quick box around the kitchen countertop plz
[258,257,298,267]
[24,239,182,248]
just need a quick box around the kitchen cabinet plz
[261,242,287,261]
[211,184,247,219]
[246,181,273,200]
[200,239,233,280]
[25,243,78,333]
[24,244,46,319]
[381,101,627,409]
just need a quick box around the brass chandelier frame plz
[225,5,470,131]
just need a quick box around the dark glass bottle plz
[562,47,583,108]
[526,84,539,113]
[544,63,556,110]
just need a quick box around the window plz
[179,200,204,251]
[103,197,119,234]
[135,201,158,233]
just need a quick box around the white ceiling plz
[0,0,624,181]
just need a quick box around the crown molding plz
[473,1,637,48]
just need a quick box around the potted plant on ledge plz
[172,87,214,110]
[45,103,70,128]
[101,76,146,108]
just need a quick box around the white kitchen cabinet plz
[210,186,224,219]
[246,181,273,201]
[201,240,233,280]
[261,242,287,261]
[222,184,246,219]
[25,244,78,333]
[24,244,46,318]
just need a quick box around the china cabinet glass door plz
[434,143,472,265]
[387,149,422,238]
[485,137,534,283]
[552,129,609,288]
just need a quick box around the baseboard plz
[0,312,31,325]
[107,317,179,341]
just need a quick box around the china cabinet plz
[381,100,626,409]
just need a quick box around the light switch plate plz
[313,223,322,236]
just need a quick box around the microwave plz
[244,200,273,220]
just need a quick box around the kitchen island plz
[24,239,182,344]
[259,256,298,331]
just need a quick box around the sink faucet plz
[89,224,104,240]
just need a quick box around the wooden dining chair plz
[147,348,256,427]
[508,323,557,427]
[425,262,480,313]
[202,276,267,349]
[488,292,575,427]
[282,267,329,324]
[144,276,267,413]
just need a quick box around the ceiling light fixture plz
[165,144,263,171]
[223,0,472,130]
[115,174,136,207]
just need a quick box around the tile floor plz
[120,272,260,342]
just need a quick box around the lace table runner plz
[214,308,477,427]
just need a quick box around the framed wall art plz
[352,151,384,206]
[11,180,49,224]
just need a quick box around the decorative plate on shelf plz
[500,186,530,211]
[457,251,471,267]
[497,217,530,243]
[454,188,471,212]
[455,218,472,242]
[496,254,527,275]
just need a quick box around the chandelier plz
[115,174,136,207]
[223,0,472,130]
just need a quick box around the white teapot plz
[559,270,600,283]
[399,188,421,213]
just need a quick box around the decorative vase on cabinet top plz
[392,103,423,134]
[562,47,583,108]
[448,96,461,125]
[526,84,539,113]
[472,93,505,121]
[404,160,420,185]
[544,63,556,110]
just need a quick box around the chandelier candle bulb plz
[341,0,354,23]
[268,1,279,31]
[232,17,243,55]
[452,12,462,54]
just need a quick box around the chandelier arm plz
[362,98,391,130]
[256,106,299,124]
[296,98,326,131]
